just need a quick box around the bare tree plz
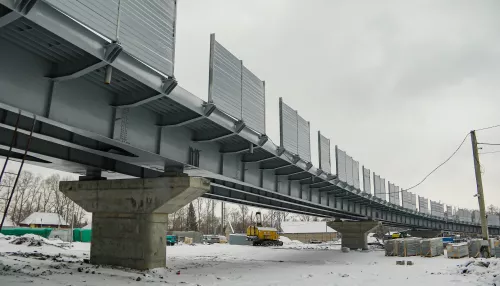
[238,204,249,232]
[298,214,312,222]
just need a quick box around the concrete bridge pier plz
[328,220,380,250]
[60,176,210,270]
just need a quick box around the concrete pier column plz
[60,176,210,270]
[328,220,380,250]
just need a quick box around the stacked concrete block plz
[495,247,500,258]
[446,243,469,258]
[397,238,422,257]
[421,238,444,257]
[468,239,487,258]
[385,238,422,257]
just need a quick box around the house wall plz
[19,224,70,229]
[282,232,337,243]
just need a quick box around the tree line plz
[0,171,87,227]
[168,199,319,234]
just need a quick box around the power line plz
[478,143,500,146]
[474,124,500,132]
[404,133,470,192]
[479,150,500,155]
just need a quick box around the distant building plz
[19,212,69,228]
[281,221,337,243]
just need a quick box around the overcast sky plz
[14,0,500,212]
[173,0,500,210]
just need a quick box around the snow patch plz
[456,259,500,285]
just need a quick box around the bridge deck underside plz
[0,2,497,234]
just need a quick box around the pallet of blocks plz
[385,238,422,257]
[397,238,422,257]
[385,239,399,256]
[421,238,444,257]
[446,243,468,259]
[468,239,489,258]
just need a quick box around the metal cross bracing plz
[0,0,498,234]
[0,110,36,231]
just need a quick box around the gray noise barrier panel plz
[373,173,381,199]
[209,34,266,134]
[279,99,311,161]
[336,147,347,182]
[388,182,394,203]
[346,155,354,186]
[380,178,386,201]
[394,186,400,206]
[209,35,243,120]
[418,196,428,213]
[280,99,298,154]
[318,132,332,174]
[297,115,311,162]
[410,193,417,211]
[362,166,371,194]
[45,0,177,76]
[242,66,266,134]
[352,160,360,189]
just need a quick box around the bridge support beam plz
[60,176,210,270]
[407,229,443,238]
[328,220,380,250]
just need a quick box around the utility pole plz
[221,202,225,235]
[470,130,490,255]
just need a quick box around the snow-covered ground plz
[0,234,498,285]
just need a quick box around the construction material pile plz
[495,240,500,257]
[468,239,491,258]
[447,243,469,258]
[385,238,422,257]
[421,238,444,257]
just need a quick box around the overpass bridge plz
[0,0,497,269]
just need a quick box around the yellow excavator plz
[246,212,283,246]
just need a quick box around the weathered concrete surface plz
[60,176,210,270]
[328,220,380,250]
[407,229,443,238]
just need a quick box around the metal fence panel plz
[487,214,500,226]
[45,0,177,76]
[279,99,298,154]
[352,160,360,189]
[345,155,353,186]
[373,173,381,199]
[394,185,400,206]
[336,147,347,182]
[446,205,453,217]
[119,0,176,76]
[472,210,480,223]
[362,166,371,194]
[297,115,311,162]
[318,132,331,174]
[401,190,410,209]
[45,0,118,42]
[380,178,386,201]
[418,196,428,213]
[387,182,394,203]
[430,200,444,218]
[242,66,265,134]
[410,192,417,211]
[209,36,242,120]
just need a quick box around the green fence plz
[72,229,92,242]
[0,228,52,238]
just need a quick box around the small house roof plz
[21,212,69,226]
